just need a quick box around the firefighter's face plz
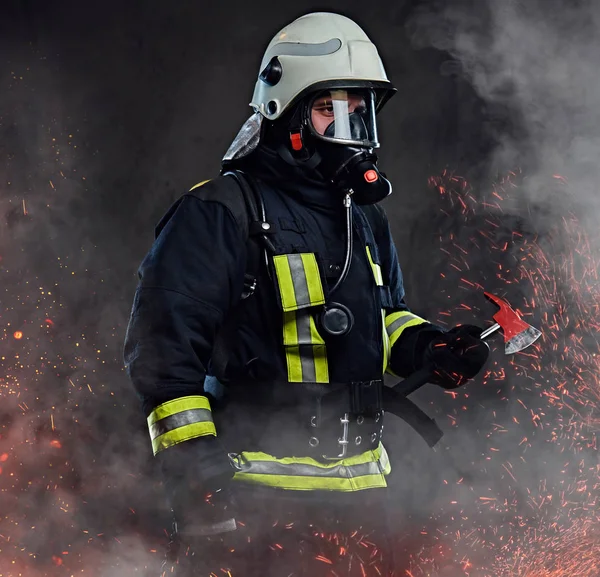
[310,92,366,136]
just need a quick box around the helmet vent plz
[259,56,283,86]
[266,100,278,115]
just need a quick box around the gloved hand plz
[157,437,240,576]
[423,324,489,389]
[156,437,237,537]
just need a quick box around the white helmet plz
[251,12,395,120]
[224,12,395,163]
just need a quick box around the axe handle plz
[393,325,499,397]
[392,367,435,396]
[480,322,501,340]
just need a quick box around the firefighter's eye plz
[313,101,334,115]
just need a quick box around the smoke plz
[391,0,600,573]
[0,21,167,577]
[407,0,600,213]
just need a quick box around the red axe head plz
[484,292,542,354]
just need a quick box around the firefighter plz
[123,12,489,576]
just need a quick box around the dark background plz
[1,1,596,576]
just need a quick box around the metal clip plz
[337,413,350,458]
[227,452,246,471]
[241,274,257,300]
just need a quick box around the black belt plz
[218,380,443,457]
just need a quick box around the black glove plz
[157,437,241,576]
[423,324,489,389]
[156,437,237,537]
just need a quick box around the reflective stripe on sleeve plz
[232,443,391,491]
[382,310,391,373]
[147,395,216,455]
[273,253,326,311]
[366,246,390,373]
[385,311,428,349]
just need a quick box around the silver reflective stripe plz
[378,442,390,473]
[237,459,383,479]
[296,311,316,382]
[148,408,213,441]
[287,254,310,308]
[295,310,313,345]
[298,344,316,383]
[266,38,342,59]
[386,313,423,337]
[237,448,389,479]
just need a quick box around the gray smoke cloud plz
[0,30,165,577]
[407,0,600,214]
[394,1,600,574]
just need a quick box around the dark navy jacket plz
[123,146,441,478]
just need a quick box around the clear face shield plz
[306,89,379,148]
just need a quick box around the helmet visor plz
[307,89,379,147]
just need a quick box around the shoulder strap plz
[186,175,252,239]
[209,170,265,383]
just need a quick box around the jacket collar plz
[226,144,343,212]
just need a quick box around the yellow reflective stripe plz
[273,255,298,311]
[366,246,383,286]
[232,473,387,491]
[232,444,390,491]
[147,395,215,456]
[189,179,211,191]
[382,310,391,373]
[273,253,325,311]
[282,311,297,346]
[151,422,216,455]
[309,313,325,345]
[366,247,389,373]
[286,346,303,382]
[237,443,384,468]
[285,344,329,383]
[385,311,428,348]
[147,395,211,426]
[282,311,324,346]
[300,253,325,306]
[313,344,329,383]
[282,307,328,383]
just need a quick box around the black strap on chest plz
[209,170,268,382]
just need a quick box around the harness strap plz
[210,171,266,383]
[381,386,443,447]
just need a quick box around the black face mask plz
[313,113,392,205]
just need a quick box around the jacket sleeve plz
[123,188,247,478]
[374,207,446,378]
